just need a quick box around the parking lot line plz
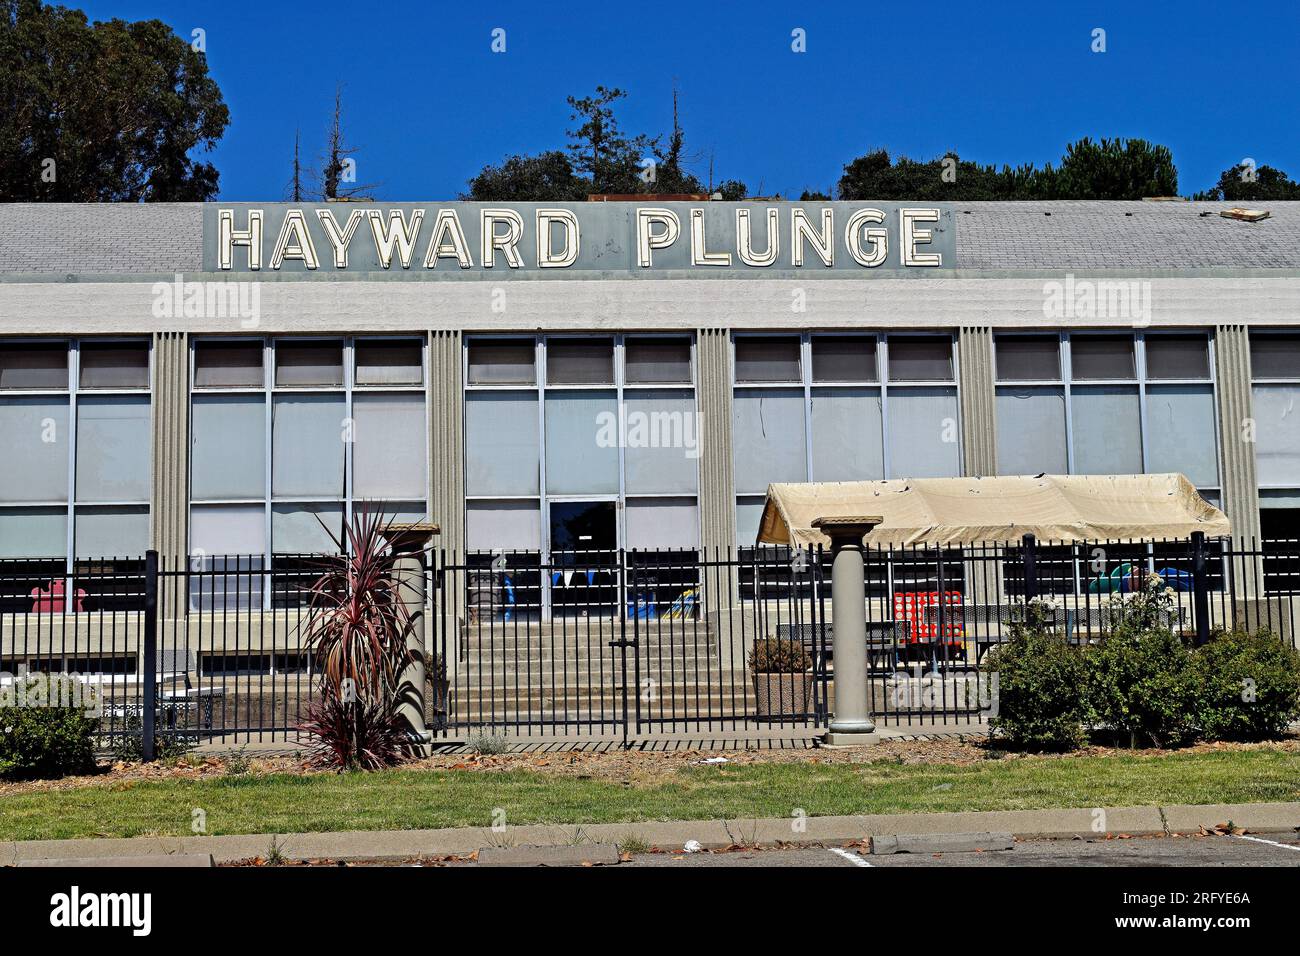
[1231,834,1300,853]
[828,847,873,867]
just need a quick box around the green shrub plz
[748,637,812,674]
[1088,627,1200,748]
[0,674,100,780]
[982,605,1089,751]
[1193,629,1300,741]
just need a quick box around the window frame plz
[993,330,1220,499]
[463,332,701,585]
[0,336,153,566]
[731,331,960,546]
[188,335,430,588]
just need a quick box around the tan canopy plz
[756,474,1230,548]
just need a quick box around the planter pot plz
[752,672,812,718]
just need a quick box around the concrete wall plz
[4,274,1300,335]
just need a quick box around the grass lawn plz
[2,748,1298,842]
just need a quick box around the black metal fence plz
[1,535,1297,749]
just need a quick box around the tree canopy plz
[1194,163,1300,201]
[0,0,229,201]
[836,138,1178,201]
[465,86,716,200]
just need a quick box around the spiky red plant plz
[300,692,408,770]
[298,506,416,769]
[300,506,414,707]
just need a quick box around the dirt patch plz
[3,734,1296,796]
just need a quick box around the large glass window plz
[188,337,428,608]
[464,334,699,576]
[732,333,957,545]
[1253,333,1300,591]
[0,339,151,611]
[1251,333,1300,490]
[994,331,1219,496]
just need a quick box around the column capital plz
[811,515,882,547]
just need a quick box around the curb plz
[3,802,1296,865]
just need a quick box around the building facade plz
[1,200,1298,609]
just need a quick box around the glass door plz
[547,500,619,618]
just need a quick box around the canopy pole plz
[813,516,882,747]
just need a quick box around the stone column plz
[387,522,439,748]
[814,516,882,746]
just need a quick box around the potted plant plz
[749,637,814,718]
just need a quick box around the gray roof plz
[1,200,1297,276]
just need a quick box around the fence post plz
[1191,531,1211,646]
[142,549,158,762]
[1021,533,1039,602]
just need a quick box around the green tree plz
[836,139,1176,201]
[462,150,588,202]
[0,0,229,201]
[1047,137,1177,199]
[1194,162,1300,201]
[565,85,658,194]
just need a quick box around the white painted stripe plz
[1231,834,1300,852]
[828,846,873,867]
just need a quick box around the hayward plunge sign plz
[203,202,955,275]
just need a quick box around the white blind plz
[75,396,150,503]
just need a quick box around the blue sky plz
[78,0,1300,200]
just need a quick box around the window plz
[466,339,536,385]
[188,337,428,609]
[732,333,956,545]
[995,335,1060,382]
[1146,335,1210,380]
[1071,335,1136,379]
[78,342,150,389]
[811,336,877,383]
[734,335,800,383]
[463,335,700,616]
[275,341,344,387]
[355,339,423,386]
[994,332,1219,494]
[546,337,614,385]
[0,339,151,610]
[0,343,67,390]
[194,341,264,388]
[625,337,691,384]
[1253,333,1300,591]
[887,336,954,381]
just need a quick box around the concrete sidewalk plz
[3,802,1296,865]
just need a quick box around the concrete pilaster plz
[428,329,465,559]
[696,328,740,667]
[149,331,189,573]
[957,325,997,478]
[696,328,736,556]
[1214,324,1261,548]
